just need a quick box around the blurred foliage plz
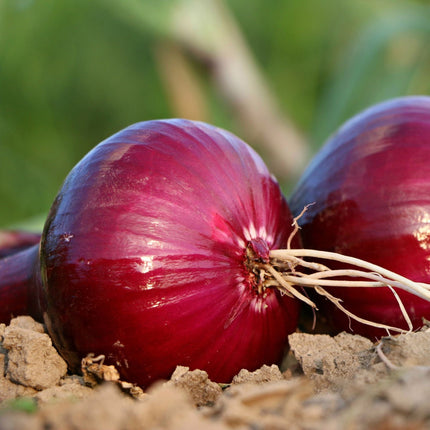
[0,397,38,414]
[1,0,430,229]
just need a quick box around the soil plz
[1,316,430,429]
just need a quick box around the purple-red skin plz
[0,244,43,322]
[0,119,300,387]
[289,96,430,339]
[0,231,43,322]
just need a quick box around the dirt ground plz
[1,316,430,430]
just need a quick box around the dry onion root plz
[250,207,430,335]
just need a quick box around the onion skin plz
[0,231,43,323]
[0,244,43,323]
[289,96,430,339]
[0,119,299,387]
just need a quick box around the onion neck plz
[0,244,44,324]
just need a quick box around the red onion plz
[0,231,41,322]
[0,244,41,324]
[0,119,301,386]
[289,96,430,338]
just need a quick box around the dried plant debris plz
[2,316,430,429]
[81,353,145,400]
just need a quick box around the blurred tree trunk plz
[162,0,309,181]
[99,0,310,181]
[154,41,210,122]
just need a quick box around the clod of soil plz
[1,316,430,429]
[2,317,67,391]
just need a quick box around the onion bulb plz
[1,119,301,386]
[289,96,430,338]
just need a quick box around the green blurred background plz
[1,0,430,230]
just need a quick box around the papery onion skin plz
[289,96,430,339]
[36,119,300,387]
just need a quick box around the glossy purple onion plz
[289,96,430,338]
[1,119,300,387]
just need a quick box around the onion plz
[0,119,301,387]
[0,231,42,323]
[289,96,430,338]
[0,244,41,324]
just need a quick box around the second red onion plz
[289,96,430,338]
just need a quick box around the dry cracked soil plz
[1,315,430,430]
